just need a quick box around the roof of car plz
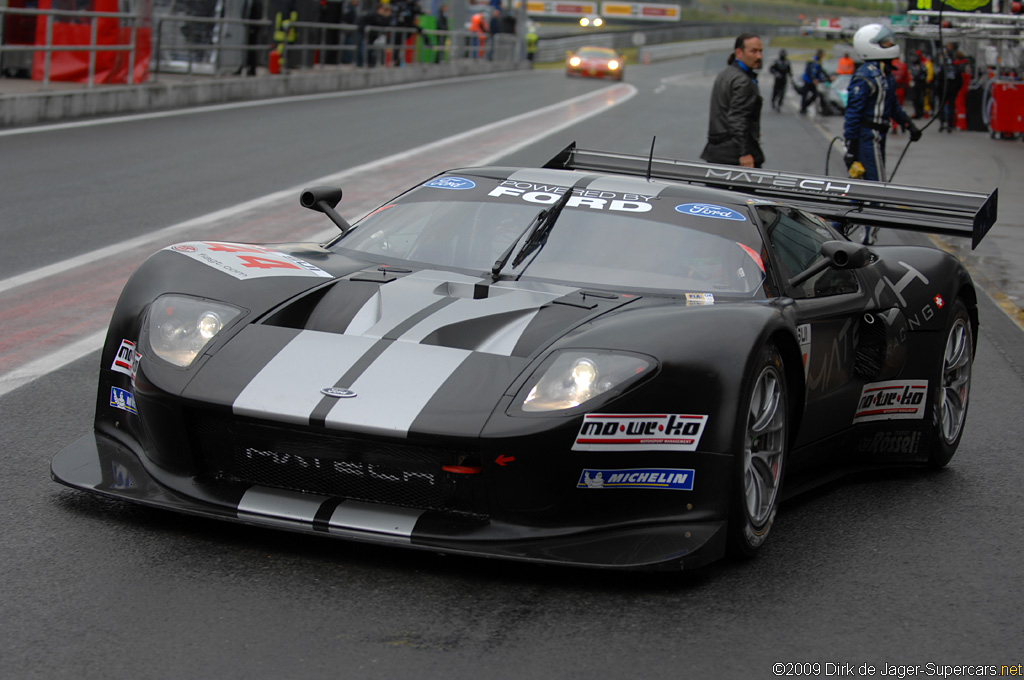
[454,166,765,211]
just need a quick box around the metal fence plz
[150,16,520,77]
[0,6,521,88]
[0,6,143,87]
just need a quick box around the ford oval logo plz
[321,387,357,398]
[675,203,747,221]
[424,177,476,190]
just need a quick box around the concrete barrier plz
[0,59,529,128]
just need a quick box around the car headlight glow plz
[579,17,590,26]
[593,17,603,26]
[569,56,581,67]
[148,295,242,367]
[608,59,619,70]
[518,350,653,413]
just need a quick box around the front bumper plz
[52,432,729,571]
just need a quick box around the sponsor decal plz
[934,294,945,309]
[854,380,928,423]
[797,324,811,377]
[703,168,852,196]
[424,177,476,190]
[321,387,357,398]
[165,242,333,280]
[572,413,708,451]
[109,387,137,415]
[488,181,654,213]
[674,203,747,221]
[577,468,694,490]
[111,339,137,377]
[244,447,436,486]
[737,242,765,272]
[686,293,715,306]
[857,430,922,455]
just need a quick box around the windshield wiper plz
[491,209,545,281]
[491,180,582,281]
[512,183,575,269]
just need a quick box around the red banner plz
[31,0,151,84]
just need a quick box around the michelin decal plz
[578,468,695,490]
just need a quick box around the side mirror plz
[300,185,353,233]
[788,240,872,288]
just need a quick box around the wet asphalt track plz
[2,53,1022,678]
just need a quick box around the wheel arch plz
[768,328,805,450]
[955,282,979,356]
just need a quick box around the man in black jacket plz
[700,33,764,168]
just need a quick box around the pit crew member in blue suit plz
[843,23,921,244]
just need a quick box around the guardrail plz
[0,6,142,88]
[0,7,520,88]
[151,15,519,77]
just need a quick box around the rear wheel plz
[929,298,973,467]
[730,344,788,557]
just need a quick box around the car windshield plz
[579,48,615,58]
[330,175,768,296]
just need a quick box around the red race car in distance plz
[566,46,624,81]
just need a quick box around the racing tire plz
[729,343,788,557]
[928,298,973,468]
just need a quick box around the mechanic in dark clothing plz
[700,33,764,168]
[799,49,830,114]
[768,49,792,112]
[843,23,921,243]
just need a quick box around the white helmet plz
[853,23,900,61]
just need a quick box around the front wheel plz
[729,344,788,557]
[929,298,973,467]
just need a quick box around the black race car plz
[52,145,998,571]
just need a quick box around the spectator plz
[488,7,501,60]
[939,43,963,132]
[909,51,927,119]
[768,48,792,112]
[431,2,449,63]
[357,3,392,67]
[837,51,855,75]
[469,10,488,58]
[799,49,831,114]
[700,33,765,168]
[891,54,910,131]
[340,0,359,64]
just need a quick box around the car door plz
[758,205,877,450]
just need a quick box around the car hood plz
[181,267,642,439]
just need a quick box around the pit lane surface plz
[3,55,1023,678]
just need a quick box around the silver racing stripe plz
[399,288,571,348]
[345,270,481,338]
[347,269,575,356]
[585,176,667,197]
[506,168,583,186]
[237,487,330,527]
[504,170,667,199]
[327,500,422,538]
[325,340,471,436]
[237,488,423,540]
[233,331,379,424]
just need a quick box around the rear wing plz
[544,144,998,249]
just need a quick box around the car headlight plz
[608,59,619,70]
[569,56,581,67]
[515,350,654,414]
[147,294,243,367]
